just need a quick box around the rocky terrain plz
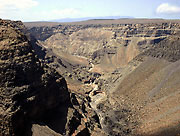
[0,18,180,136]
[0,19,102,136]
[25,19,180,136]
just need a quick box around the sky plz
[0,0,180,22]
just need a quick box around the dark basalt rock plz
[0,19,69,136]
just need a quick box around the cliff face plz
[26,22,180,74]
[1,19,179,136]
[25,21,180,136]
[0,19,69,135]
[0,19,104,136]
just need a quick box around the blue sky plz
[0,0,180,21]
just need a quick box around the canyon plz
[0,18,180,136]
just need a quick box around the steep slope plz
[111,35,180,136]
[0,19,70,136]
[0,19,103,136]
[85,35,180,136]
[25,21,180,136]
[26,22,180,74]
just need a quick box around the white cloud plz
[156,3,180,14]
[0,0,38,11]
[0,0,38,20]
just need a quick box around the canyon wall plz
[0,19,102,136]
[1,19,179,136]
[25,20,180,136]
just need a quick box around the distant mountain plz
[50,16,134,22]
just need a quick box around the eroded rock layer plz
[0,19,104,136]
[25,20,180,136]
[0,19,70,135]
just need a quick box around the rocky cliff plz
[0,19,70,135]
[25,20,180,136]
[0,19,103,136]
[1,18,179,136]
[26,22,180,73]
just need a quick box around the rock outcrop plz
[26,22,180,74]
[2,19,179,136]
[0,19,69,135]
[25,20,180,136]
[0,19,103,136]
